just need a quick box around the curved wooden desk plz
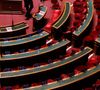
[0,22,28,38]
[19,64,100,90]
[52,2,71,29]
[0,40,70,61]
[0,31,48,47]
[0,31,49,55]
[33,6,47,20]
[73,1,93,36]
[0,47,92,78]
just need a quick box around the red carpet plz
[0,0,75,34]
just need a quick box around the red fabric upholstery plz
[75,13,86,21]
[74,65,86,74]
[51,0,57,4]
[52,10,61,22]
[83,36,94,42]
[47,79,55,83]
[70,26,77,32]
[88,56,98,65]
[97,56,100,63]
[13,85,20,89]
[95,79,100,87]
[84,87,94,90]
[40,62,48,65]
[45,10,60,30]
[73,19,81,27]
[73,1,83,7]
[31,82,41,86]
[61,74,69,79]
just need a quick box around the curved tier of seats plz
[0,31,49,54]
[24,65,100,90]
[0,31,48,47]
[0,22,29,38]
[52,2,71,29]
[0,39,70,61]
[73,0,93,36]
[0,0,100,89]
[0,47,92,78]
[1,57,99,90]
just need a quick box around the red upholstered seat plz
[88,56,98,65]
[83,36,94,42]
[84,87,94,90]
[66,47,80,57]
[52,10,61,22]
[53,9,61,15]
[66,47,72,57]
[74,69,81,75]
[52,2,60,9]
[75,13,86,21]
[51,0,57,4]
[53,59,60,62]
[73,20,81,27]
[75,13,82,19]
[61,74,70,79]
[74,7,83,13]
[90,30,98,39]
[72,47,80,52]
[13,85,20,89]
[31,83,37,86]
[94,3,100,9]
[86,64,95,69]
[82,2,87,8]
[47,79,55,83]
[95,79,100,87]
[98,18,100,24]
[74,65,86,75]
[96,25,100,31]
[74,5,87,14]
[86,56,98,69]
[45,22,52,29]
[40,62,48,66]
[45,10,60,30]
[82,8,87,14]
[73,1,83,7]
[97,56,100,63]
[70,26,77,32]
[41,44,48,48]
[31,82,41,86]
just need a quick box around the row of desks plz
[0,31,48,47]
[0,31,49,54]
[0,39,70,61]
[0,22,28,38]
[25,65,100,90]
[0,47,92,78]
